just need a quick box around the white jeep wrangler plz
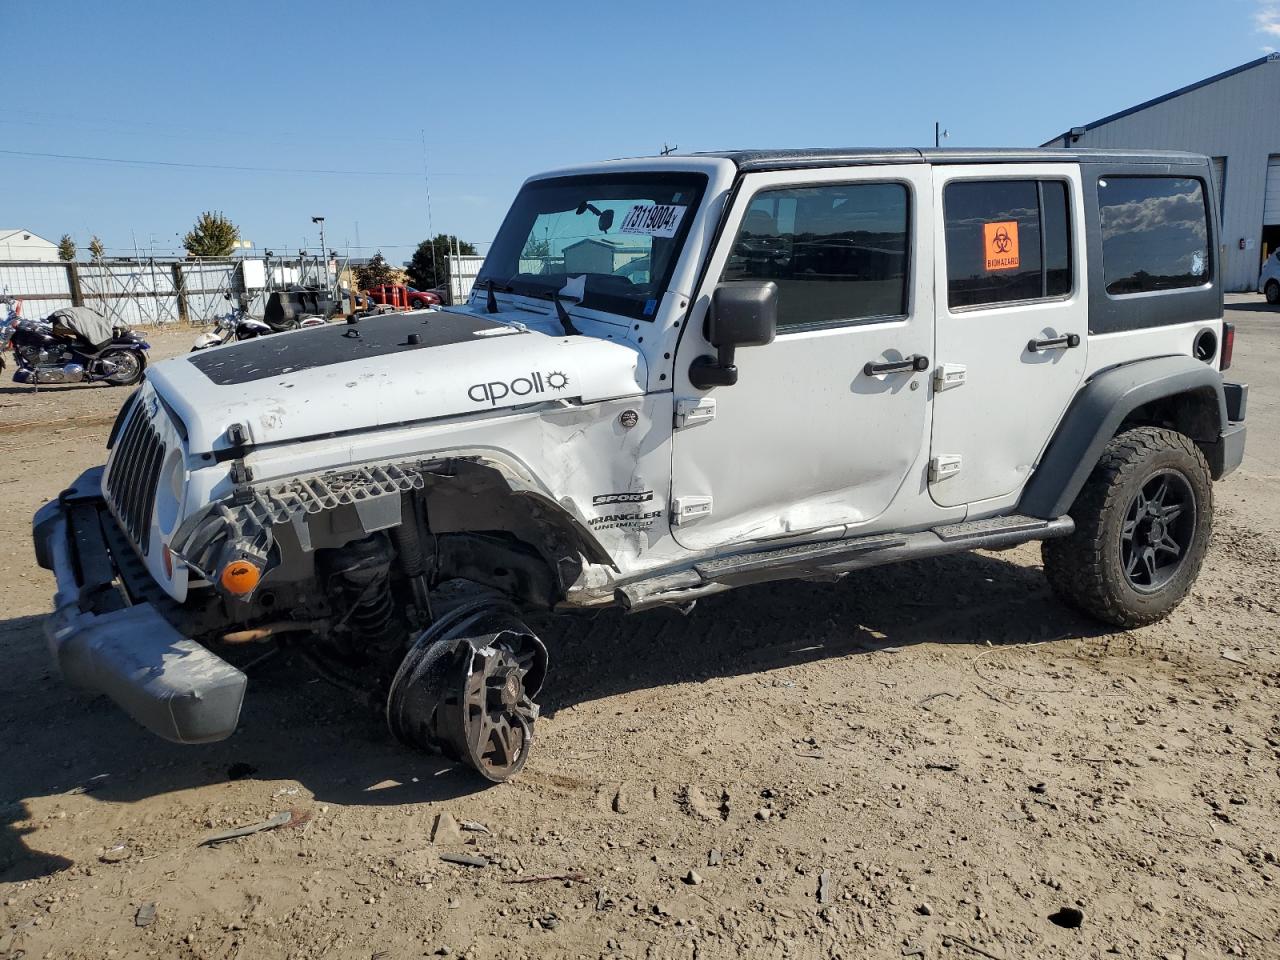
[33,148,1247,781]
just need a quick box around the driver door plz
[670,165,935,551]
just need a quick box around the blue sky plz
[1,0,1273,261]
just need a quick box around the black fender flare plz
[1018,355,1227,520]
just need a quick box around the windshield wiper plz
[551,292,581,337]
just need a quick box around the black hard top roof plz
[690,147,1207,172]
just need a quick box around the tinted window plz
[1098,176,1210,295]
[1042,181,1072,298]
[722,182,909,329]
[944,179,1072,309]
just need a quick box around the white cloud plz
[1255,3,1280,37]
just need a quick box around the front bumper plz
[32,467,246,744]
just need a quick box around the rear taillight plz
[1220,322,1235,370]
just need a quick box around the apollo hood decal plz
[147,321,647,454]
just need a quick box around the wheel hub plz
[1120,469,1195,593]
[385,600,548,783]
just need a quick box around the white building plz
[0,228,59,262]
[1044,53,1280,292]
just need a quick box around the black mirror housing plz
[710,280,777,349]
[689,280,778,389]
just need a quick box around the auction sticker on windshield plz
[619,203,687,238]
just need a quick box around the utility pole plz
[311,216,328,295]
[934,122,949,148]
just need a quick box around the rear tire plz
[1041,426,1212,628]
[1265,280,1280,305]
[99,348,145,386]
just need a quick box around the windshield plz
[477,172,707,321]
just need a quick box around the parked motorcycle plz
[191,294,324,351]
[0,298,149,387]
[191,297,273,351]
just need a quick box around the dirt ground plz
[1,301,1277,960]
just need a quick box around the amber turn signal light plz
[220,560,262,596]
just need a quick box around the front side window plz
[477,172,707,321]
[721,182,909,330]
[1098,176,1210,295]
[944,179,1072,309]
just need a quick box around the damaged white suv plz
[34,148,1247,781]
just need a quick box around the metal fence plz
[448,255,485,305]
[0,255,339,325]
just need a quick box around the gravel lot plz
[1,300,1277,960]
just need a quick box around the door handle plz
[1027,333,1081,353]
[864,354,929,376]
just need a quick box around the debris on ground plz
[506,872,588,884]
[134,903,156,927]
[99,843,129,864]
[438,852,487,868]
[817,869,832,905]
[199,809,308,846]
[65,774,110,796]
[431,812,464,845]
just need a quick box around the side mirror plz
[690,280,777,389]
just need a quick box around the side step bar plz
[616,514,1074,613]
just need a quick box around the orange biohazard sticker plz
[983,221,1020,272]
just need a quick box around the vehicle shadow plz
[1225,300,1278,314]
[0,548,1110,883]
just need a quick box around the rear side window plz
[1098,176,1210,295]
[721,182,909,330]
[943,179,1072,309]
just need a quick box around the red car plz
[363,284,441,310]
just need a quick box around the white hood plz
[147,310,647,454]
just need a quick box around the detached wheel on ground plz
[1042,426,1212,628]
[1266,280,1280,305]
[99,349,145,386]
[386,598,547,782]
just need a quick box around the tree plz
[88,235,105,260]
[57,234,76,261]
[183,210,240,258]
[407,234,477,291]
[353,251,396,290]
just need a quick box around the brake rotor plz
[386,599,547,783]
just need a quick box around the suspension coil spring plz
[349,578,397,639]
[325,533,401,647]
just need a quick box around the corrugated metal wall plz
[1264,156,1280,224]
[1059,56,1280,291]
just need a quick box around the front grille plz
[104,405,166,555]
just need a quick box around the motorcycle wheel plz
[99,348,146,386]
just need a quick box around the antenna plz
[660,143,678,156]
[421,129,440,290]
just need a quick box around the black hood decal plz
[187,311,523,386]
